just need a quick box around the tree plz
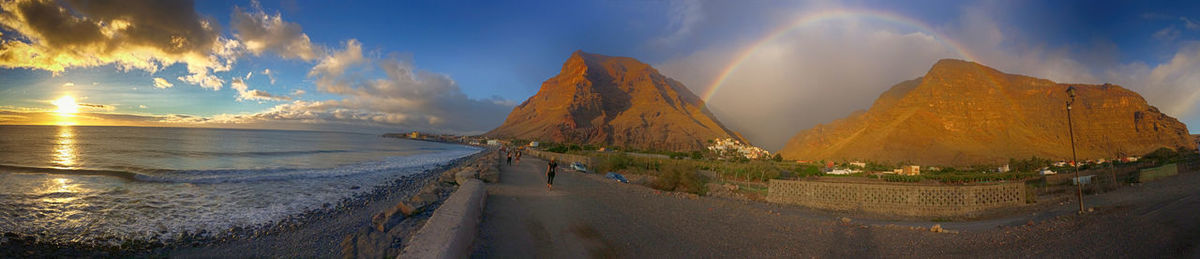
[771,153,783,162]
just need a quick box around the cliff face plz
[780,59,1194,165]
[485,51,746,151]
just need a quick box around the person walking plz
[546,158,558,190]
[514,150,521,165]
[506,151,513,166]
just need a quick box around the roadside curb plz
[399,178,487,259]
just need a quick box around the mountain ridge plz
[780,59,1194,165]
[486,50,747,151]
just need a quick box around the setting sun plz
[52,96,79,114]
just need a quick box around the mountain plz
[486,51,747,151]
[779,59,1195,166]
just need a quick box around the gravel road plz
[473,157,1200,258]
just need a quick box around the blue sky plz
[1,0,1198,149]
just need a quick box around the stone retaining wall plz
[399,179,486,259]
[767,180,1030,217]
[524,149,594,166]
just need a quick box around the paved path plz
[472,157,1200,258]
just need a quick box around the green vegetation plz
[882,174,923,183]
[1008,156,1053,172]
[1142,146,1198,165]
[921,172,1039,184]
[649,162,707,195]
[589,153,709,195]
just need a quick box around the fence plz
[766,180,1030,217]
[1034,157,1200,195]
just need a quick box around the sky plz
[1,0,1199,150]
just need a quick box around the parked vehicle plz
[605,172,629,183]
[571,162,588,173]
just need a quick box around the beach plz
[0,126,484,257]
[0,150,488,257]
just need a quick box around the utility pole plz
[1066,86,1084,214]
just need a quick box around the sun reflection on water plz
[42,177,81,203]
[53,126,77,168]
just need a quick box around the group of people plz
[504,148,522,166]
[498,145,556,190]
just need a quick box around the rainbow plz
[700,9,977,102]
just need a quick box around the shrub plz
[649,162,707,195]
[882,175,922,183]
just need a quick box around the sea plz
[0,125,480,244]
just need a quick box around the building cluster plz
[810,154,1149,178]
[707,138,770,160]
[386,131,500,146]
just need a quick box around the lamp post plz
[1066,86,1084,214]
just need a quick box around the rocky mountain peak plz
[486,51,747,151]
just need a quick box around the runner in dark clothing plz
[547,158,558,190]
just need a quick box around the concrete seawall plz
[400,179,487,259]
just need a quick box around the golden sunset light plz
[52,96,80,114]
[1,0,1198,257]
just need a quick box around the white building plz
[826,168,860,175]
[1039,168,1057,175]
[707,138,770,160]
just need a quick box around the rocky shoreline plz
[0,149,492,258]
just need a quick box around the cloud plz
[231,78,290,101]
[153,77,174,88]
[231,4,322,61]
[78,103,116,112]
[61,82,74,87]
[659,15,960,150]
[309,40,366,83]
[653,0,704,46]
[1183,17,1199,30]
[0,0,236,89]
[139,105,148,109]
[1105,43,1200,118]
[1153,26,1181,41]
[208,40,514,134]
[263,68,277,84]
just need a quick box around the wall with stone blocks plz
[767,180,1029,217]
[524,150,594,167]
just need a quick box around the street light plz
[1065,86,1084,214]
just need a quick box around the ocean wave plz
[105,149,358,158]
[0,148,481,184]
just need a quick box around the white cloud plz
[1105,43,1200,118]
[231,4,322,61]
[263,68,277,84]
[218,40,516,134]
[1153,26,1181,41]
[231,78,290,101]
[309,40,366,84]
[153,77,174,89]
[61,82,74,87]
[0,0,235,89]
[653,0,704,46]
[138,105,148,109]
